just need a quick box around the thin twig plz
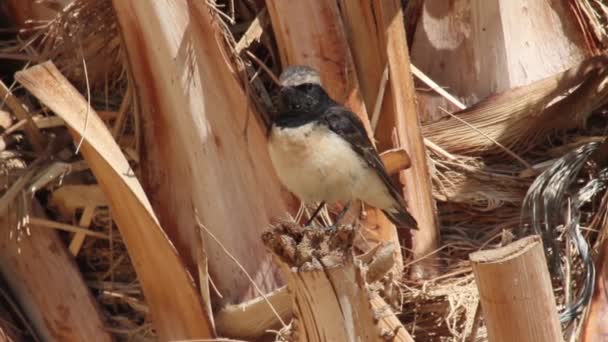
[29,217,110,239]
[245,50,280,86]
[74,43,91,154]
[411,64,466,110]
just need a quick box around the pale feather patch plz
[268,123,396,210]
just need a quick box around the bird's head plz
[276,65,332,116]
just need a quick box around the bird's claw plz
[324,224,338,234]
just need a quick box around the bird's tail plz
[382,207,418,230]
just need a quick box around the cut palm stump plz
[470,235,563,342]
[262,223,414,342]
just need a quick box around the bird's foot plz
[323,224,338,234]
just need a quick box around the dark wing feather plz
[320,106,418,230]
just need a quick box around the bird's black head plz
[275,65,333,118]
[276,83,333,115]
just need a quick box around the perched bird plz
[267,65,418,230]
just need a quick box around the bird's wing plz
[320,106,418,229]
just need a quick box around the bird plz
[267,65,418,230]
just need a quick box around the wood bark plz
[0,201,111,342]
[266,0,404,271]
[288,262,378,341]
[340,0,439,279]
[470,235,563,342]
[113,0,291,305]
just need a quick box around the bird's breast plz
[268,122,369,204]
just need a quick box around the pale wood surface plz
[68,206,95,255]
[50,185,107,219]
[370,293,415,342]
[16,62,214,340]
[470,236,563,342]
[215,283,415,341]
[49,179,107,255]
[421,56,608,155]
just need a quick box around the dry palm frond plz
[423,55,608,156]
[401,273,483,341]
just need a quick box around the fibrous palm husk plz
[422,55,608,156]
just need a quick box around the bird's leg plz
[305,201,326,227]
[325,201,352,232]
[335,201,352,223]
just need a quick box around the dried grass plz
[34,0,124,89]
[78,207,156,341]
